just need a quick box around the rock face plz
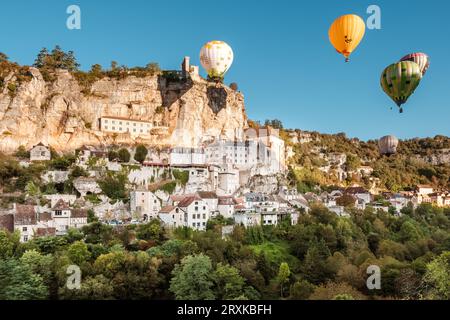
[0,68,247,153]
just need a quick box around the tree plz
[87,209,98,223]
[0,259,48,300]
[117,148,131,163]
[264,119,283,129]
[33,46,80,72]
[136,220,165,243]
[277,262,291,297]
[20,250,54,289]
[110,61,118,71]
[59,275,114,300]
[0,52,9,63]
[309,282,367,300]
[97,173,128,201]
[229,83,238,91]
[70,166,88,178]
[134,144,148,163]
[146,62,161,75]
[302,239,333,284]
[289,280,315,300]
[14,145,29,158]
[0,230,20,260]
[169,254,215,300]
[90,64,103,77]
[67,241,91,265]
[423,252,450,300]
[214,263,247,299]
[345,154,361,171]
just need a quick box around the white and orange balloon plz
[200,40,234,80]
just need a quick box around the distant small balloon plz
[400,52,430,76]
[379,135,399,155]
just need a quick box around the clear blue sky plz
[1,0,448,140]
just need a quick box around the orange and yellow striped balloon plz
[328,14,366,62]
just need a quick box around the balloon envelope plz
[329,14,366,62]
[380,61,422,112]
[379,135,399,155]
[400,53,430,76]
[200,41,234,79]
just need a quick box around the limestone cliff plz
[0,68,247,153]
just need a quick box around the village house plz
[197,191,219,215]
[177,196,209,231]
[77,145,108,166]
[51,200,72,235]
[130,186,161,220]
[99,116,154,138]
[170,148,206,166]
[44,194,77,208]
[345,187,372,206]
[158,205,184,228]
[30,143,51,162]
[13,204,37,242]
[234,211,261,228]
[217,196,235,218]
[261,212,278,226]
[70,209,88,228]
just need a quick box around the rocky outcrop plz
[0,68,247,153]
[414,149,450,165]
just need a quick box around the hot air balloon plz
[380,61,422,113]
[400,52,430,76]
[379,135,399,155]
[200,40,234,81]
[329,14,366,62]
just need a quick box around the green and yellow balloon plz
[380,61,422,113]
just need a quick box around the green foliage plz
[170,254,216,300]
[277,262,291,297]
[14,145,30,159]
[214,263,248,299]
[134,144,148,163]
[97,172,128,201]
[172,169,189,186]
[264,119,283,129]
[157,181,177,194]
[117,148,131,163]
[423,251,450,300]
[0,259,48,300]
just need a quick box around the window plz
[195,206,198,211]
[55,210,62,216]
[22,227,27,232]
[23,235,28,242]
[197,214,201,219]
[203,214,206,219]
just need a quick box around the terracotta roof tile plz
[15,205,37,225]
